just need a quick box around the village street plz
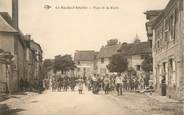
[0,87,182,115]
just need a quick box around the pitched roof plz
[98,44,121,58]
[119,42,152,56]
[30,40,43,52]
[153,0,180,28]
[144,10,163,32]
[74,50,96,61]
[0,12,13,26]
[144,10,163,20]
[0,14,16,33]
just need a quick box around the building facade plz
[30,40,43,80]
[0,12,20,92]
[118,41,152,72]
[0,0,44,93]
[97,44,121,76]
[74,50,97,78]
[0,49,14,94]
[145,0,184,100]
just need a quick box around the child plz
[78,79,83,94]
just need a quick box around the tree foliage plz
[107,39,119,46]
[43,59,54,68]
[43,59,54,78]
[134,38,141,43]
[141,55,153,72]
[107,54,128,73]
[54,54,76,73]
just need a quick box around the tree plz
[107,54,128,73]
[107,39,119,46]
[54,54,76,74]
[141,55,153,72]
[141,55,153,86]
[43,59,54,69]
[43,59,54,78]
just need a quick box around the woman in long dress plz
[78,79,83,94]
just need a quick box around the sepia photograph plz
[0,0,184,115]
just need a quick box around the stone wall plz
[0,33,14,54]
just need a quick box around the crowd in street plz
[44,71,152,96]
[86,72,152,95]
[19,78,45,93]
[46,74,84,94]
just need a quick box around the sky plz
[0,0,169,59]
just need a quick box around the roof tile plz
[74,50,96,61]
[98,44,121,58]
[0,15,16,33]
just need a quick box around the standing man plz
[103,74,110,94]
[63,75,69,92]
[70,76,76,91]
[122,73,128,91]
[78,78,83,94]
[58,76,62,92]
[115,73,123,96]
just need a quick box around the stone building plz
[30,40,43,80]
[74,50,98,78]
[0,49,14,94]
[23,35,43,84]
[97,43,121,76]
[145,0,184,100]
[0,11,21,92]
[118,41,152,72]
[0,0,43,93]
[0,1,29,92]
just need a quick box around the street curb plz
[144,93,179,104]
[0,94,9,102]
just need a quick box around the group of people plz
[44,71,151,96]
[19,78,44,93]
[86,72,151,96]
[50,75,76,92]
[49,75,85,94]
[86,74,113,94]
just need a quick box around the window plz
[101,58,104,64]
[0,64,3,73]
[136,65,141,71]
[170,12,176,41]
[157,41,160,48]
[169,59,176,85]
[26,48,30,61]
[141,55,145,59]
[164,18,170,41]
[94,55,97,60]
[94,65,98,70]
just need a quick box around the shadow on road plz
[0,104,25,115]
[0,96,10,102]
[30,100,39,103]
[12,92,28,96]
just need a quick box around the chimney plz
[25,34,31,40]
[12,0,19,30]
